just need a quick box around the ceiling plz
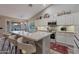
[0,4,49,19]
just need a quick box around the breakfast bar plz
[11,31,51,54]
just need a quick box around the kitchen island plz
[11,31,51,54]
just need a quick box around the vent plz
[28,4,32,7]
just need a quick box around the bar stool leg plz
[10,46,14,54]
[15,46,17,54]
[6,42,11,53]
[1,38,6,51]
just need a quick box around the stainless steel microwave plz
[48,22,57,27]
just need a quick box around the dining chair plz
[17,37,36,54]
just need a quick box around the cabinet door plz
[57,16,66,25]
[56,33,66,43]
[62,15,66,25]
[57,14,74,25]
[73,13,79,25]
[70,14,74,25]
[75,26,79,32]
[73,14,77,25]
[56,33,74,45]
[63,14,74,25]
[57,16,61,25]
[65,15,72,25]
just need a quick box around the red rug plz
[50,42,69,54]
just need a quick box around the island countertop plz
[11,31,51,41]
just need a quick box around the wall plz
[38,4,79,17]
[0,17,5,34]
[0,15,24,34]
[31,4,79,27]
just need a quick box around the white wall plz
[0,16,25,34]
[34,4,79,27]
[42,4,79,17]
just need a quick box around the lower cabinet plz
[75,26,79,33]
[56,33,74,46]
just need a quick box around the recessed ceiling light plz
[13,23,18,25]
[43,4,47,7]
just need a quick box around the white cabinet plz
[56,33,67,44]
[57,14,74,25]
[64,15,69,25]
[56,33,74,45]
[65,15,73,25]
[70,15,74,25]
[57,16,66,25]
[67,12,79,25]
[75,26,79,32]
[73,14,79,25]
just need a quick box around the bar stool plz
[17,37,36,54]
[1,32,11,51]
[7,35,18,53]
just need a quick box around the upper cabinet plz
[72,13,79,25]
[35,12,79,27]
[57,16,66,25]
[35,17,56,27]
[57,14,74,25]
[57,12,79,26]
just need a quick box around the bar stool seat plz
[8,35,17,45]
[17,37,36,54]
